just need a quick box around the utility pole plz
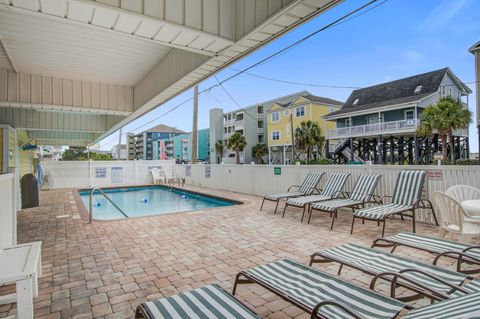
[191,85,198,164]
[290,113,295,164]
[117,128,122,160]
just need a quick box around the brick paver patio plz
[0,186,448,318]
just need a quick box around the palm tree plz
[227,132,247,164]
[417,96,471,163]
[295,121,324,162]
[214,140,223,164]
[252,143,268,164]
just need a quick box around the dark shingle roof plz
[327,68,449,118]
[303,94,343,106]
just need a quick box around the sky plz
[99,0,480,152]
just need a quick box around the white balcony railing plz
[327,119,419,139]
[234,120,244,130]
[223,132,233,139]
[257,113,264,120]
[257,128,264,134]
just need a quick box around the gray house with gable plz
[324,68,472,164]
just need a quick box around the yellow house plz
[267,94,342,164]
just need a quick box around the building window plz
[440,86,445,96]
[448,88,452,97]
[404,110,414,120]
[329,106,335,113]
[295,106,305,117]
[272,131,280,140]
[271,111,280,122]
[353,98,359,105]
[367,114,384,124]
[345,118,351,127]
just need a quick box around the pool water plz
[79,186,236,220]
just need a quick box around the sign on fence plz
[185,165,191,177]
[95,167,107,178]
[111,167,123,183]
[427,170,443,181]
[205,166,211,178]
[274,167,281,175]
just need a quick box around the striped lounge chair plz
[402,290,480,319]
[309,243,477,302]
[233,258,406,319]
[261,171,324,214]
[372,232,480,274]
[309,174,382,228]
[135,284,261,319]
[352,170,437,237]
[282,172,350,222]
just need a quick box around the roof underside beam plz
[0,0,234,56]
[28,129,105,146]
[0,69,134,116]
[97,0,343,144]
[0,107,124,133]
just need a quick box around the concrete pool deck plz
[0,185,456,318]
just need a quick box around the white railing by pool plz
[42,160,175,189]
[328,119,419,139]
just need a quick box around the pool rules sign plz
[111,167,123,183]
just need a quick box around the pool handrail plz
[89,186,129,223]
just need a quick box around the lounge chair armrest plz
[332,191,345,198]
[288,185,301,192]
[463,245,480,254]
[340,191,351,198]
[433,250,480,268]
[362,194,381,204]
[311,300,367,319]
[380,195,393,204]
[370,269,462,301]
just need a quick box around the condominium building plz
[127,124,185,160]
[154,128,210,163]
[210,91,312,164]
[267,94,343,164]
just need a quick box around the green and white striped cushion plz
[140,284,260,319]
[287,173,350,207]
[403,291,480,319]
[264,191,304,201]
[320,173,350,198]
[380,232,480,261]
[391,170,426,207]
[311,198,361,212]
[287,194,331,206]
[298,171,324,194]
[451,279,480,298]
[353,203,410,220]
[349,174,382,202]
[319,244,468,294]
[244,258,405,319]
[311,174,382,212]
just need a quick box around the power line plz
[214,76,261,123]
[101,0,387,146]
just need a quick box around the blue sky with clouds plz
[100,0,480,151]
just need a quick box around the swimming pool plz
[78,186,237,220]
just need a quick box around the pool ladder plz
[89,186,128,223]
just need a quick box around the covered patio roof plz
[0,0,343,146]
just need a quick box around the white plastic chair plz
[151,168,164,184]
[162,166,178,184]
[432,191,480,243]
[446,185,480,203]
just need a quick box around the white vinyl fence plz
[175,164,480,223]
[42,160,175,189]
